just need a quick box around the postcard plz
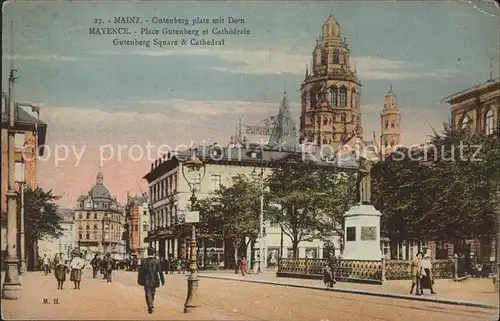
[1,1,499,320]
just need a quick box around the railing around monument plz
[277,258,456,282]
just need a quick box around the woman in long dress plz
[70,252,85,290]
[54,260,69,290]
[420,254,437,295]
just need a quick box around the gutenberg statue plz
[357,157,372,204]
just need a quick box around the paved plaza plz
[1,270,498,321]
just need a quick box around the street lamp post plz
[2,64,22,299]
[251,165,264,273]
[180,155,206,313]
[103,215,111,254]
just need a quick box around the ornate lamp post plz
[103,215,111,254]
[180,155,206,313]
[2,66,22,300]
[15,160,26,274]
[251,165,264,273]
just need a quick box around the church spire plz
[304,64,309,80]
[269,90,297,149]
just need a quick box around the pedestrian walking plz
[91,253,100,278]
[410,252,423,295]
[240,256,247,276]
[42,254,50,275]
[55,260,69,290]
[420,254,437,295]
[69,252,85,290]
[103,253,114,282]
[137,247,165,314]
[323,263,335,288]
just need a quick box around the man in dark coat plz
[91,253,100,278]
[138,247,165,314]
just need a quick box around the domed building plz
[74,172,125,260]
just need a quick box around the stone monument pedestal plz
[342,204,382,261]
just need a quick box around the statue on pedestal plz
[356,157,372,205]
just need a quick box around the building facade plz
[37,209,75,262]
[299,15,362,147]
[74,172,126,260]
[1,93,47,270]
[444,77,499,135]
[125,195,150,258]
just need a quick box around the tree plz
[266,164,348,257]
[20,187,64,241]
[197,174,270,266]
[17,187,63,270]
[372,123,500,246]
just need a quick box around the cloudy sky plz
[2,1,499,208]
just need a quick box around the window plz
[143,222,148,232]
[94,213,97,219]
[384,139,388,147]
[86,233,89,239]
[485,109,494,135]
[339,87,347,106]
[86,213,90,219]
[323,118,327,126]
[330,87,339,106]
[341,113,346,122]
[173,174,178,192]
[86,224,90,230]
[346,227,356,241]
[332,49,340,64]
[461,114,471,130]
[169,176,173,195]
[79,213,82,219]
[135,224,139,232]
[385,120,389,129]
[15,162,25,183]
[93,224,98,230]
[321,50,327,65]
[391,121,395,128]
[79,233,82,240]
[351,90,356,108]
[14,133,25,150]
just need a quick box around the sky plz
[2,1,499,208]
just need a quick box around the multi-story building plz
[1,93,47,270]
[37,209,75,262]
[444,77,499,134]
[124,195,150,258]
[438,77,499,264]
[74,172,126,260]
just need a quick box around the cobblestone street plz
[1,271,498,321]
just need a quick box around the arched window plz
[330,87,339,106]
[461,114,471,130]
[385,120,389,129]
[93,224,98,230]
[391,121,395,128]
[339,87,347,106]
[341,113,346,122]
[384,139,388,147]
[321,51,327,65]
[332,49,340,64]
[485,109,494,135]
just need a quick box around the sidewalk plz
[1,272,239,320]
[199,270,499,309]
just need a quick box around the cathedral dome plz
[88,172,111,201]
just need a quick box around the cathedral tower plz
[299,14,362,148]
[380,86,401,156]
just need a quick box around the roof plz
[1,94,48,156]
[89,184,111,201]
[443,77,500,103]
[144,143,360,182]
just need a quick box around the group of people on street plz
[410,252,437,295]
[90,253,115,282]
[160,256,189,274]
[51,251,85,290]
